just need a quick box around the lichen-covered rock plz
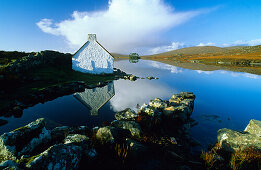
[244,119,261,137]
[25,143,83,169]
[18,127,51,156]
[95,126,131,145]
[169,92,195,106]
[111,120,142,138]
[115,108,137,121]
[217,128,261,151]
[162,105,190,122]
[148,98,167,109]
[51,126,90,142]
[0,118,49,162]
[139,104,158,117]
[64,134,89,145]
[0,160,19,169]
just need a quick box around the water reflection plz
[129,58,139,63]
[73,82,115,116]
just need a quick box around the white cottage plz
[72,34,114,74]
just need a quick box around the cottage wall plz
[72,40,114,74]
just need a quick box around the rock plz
[51,126,90,142]
[129,75,137,81]
[18,127,51,156]
[111,120,142,138]
[0,119,8,126]
[64,134,89,145]
[125,138,148,159]
[0,118,48,161]
[139,104,158,117]
[217,128,261,151]
[162,105,190,123]
[244,119,261,137]
[146,76,158,80]
[95,126,131,145]
[25,143,83,169]
[148,98,167,109]
[0,160,19,169]
[114,108,137,121]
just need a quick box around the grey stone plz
[64,134,89,145]
[244,119,261,137]
[217,128,261,151]
[95,126,130,145]
[0,160,18,169]
[111,120,142,138]
[115,108,137,121]
[25,143,83,169]
[51,126,90,142]
[148,98,167,109]
[0,118,48,161]
[139,104,157,117]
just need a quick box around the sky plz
[0,0,261,55]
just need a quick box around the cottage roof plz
[72,34,114,58]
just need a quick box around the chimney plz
[88,34,97,41]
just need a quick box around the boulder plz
[64,134,89,145]
[111,120,142,138]
[0,160,19,169]
[148,98,167,109]
[115,108,137,121]
[162,105,190,123]
[25,143,83,169]
[217,128,261,151]
[244,119,261,137]
[139,104,158,117]
[0,118,50,161]
[95,126,131,145]
[51,126,90,143]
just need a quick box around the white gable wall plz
[72,40,114,74]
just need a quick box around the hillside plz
[147,46,228,57]
[111,53,129,58]
[141,45,261,75]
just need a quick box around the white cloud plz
[37,0,205,54]
[222,39,261,47]
[148,60,183,73]
[197,42,216,46]
[149,41,184,54]
[196,70,213,74]
[219,70,259,79]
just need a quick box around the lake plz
[1,59,261,148]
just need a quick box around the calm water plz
[1,59,261,147]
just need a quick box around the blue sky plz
[0,0,261,55]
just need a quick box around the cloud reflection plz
[109,79,175,112]
[148,61,183,74]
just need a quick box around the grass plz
[201,143,261,170]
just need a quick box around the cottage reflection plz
[73,82,115,115]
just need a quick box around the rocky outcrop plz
[114,108,138,121]
[217,119,261,152]
[0,92,199,169]
[244,119,261,137]
[111,120,142,138]
[3,51,72,74]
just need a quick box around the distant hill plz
[111,53,128,58]
[143,45,261,57]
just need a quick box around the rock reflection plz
[73,82,115,116]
